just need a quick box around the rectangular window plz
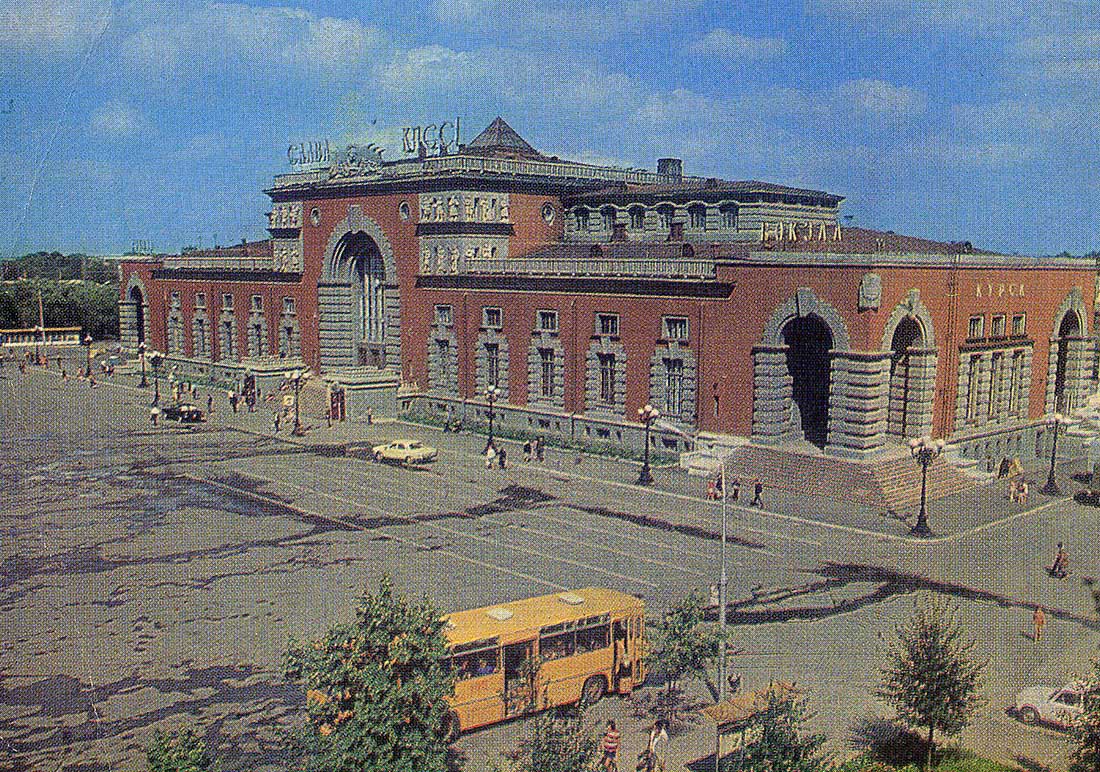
[988,352,1004,418]
[250,294,263,312]
[575,621,610,654]
[663,316,689,340]
[539,348,555,397]
[170,291,181,309]
[1009,351,1023,415]
[965,355,980,421]
[222,293,234,311]
[991,314,1006,338]
[658,206,674,229]
[283,297,296,314]
[537,310,558,332]
[195,319,206,356]
[720,204,738,229]
[1012,313,1026,336]
[222,321,234,357]
[194,292,206,309]
[601,209,615,231]
[437,340,451,382]
[597,313,619,337]
[485,343,500,387]
[665,358,684,415]
[967,315,984,340]
[688,205,706,229]
[575,208,589,230]
[629,208,645,229]
[598,353,616,404]
[435,304,453,326]
[450,648,498,681]
[483,307,502,329]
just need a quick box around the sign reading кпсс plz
[402,119,462,156]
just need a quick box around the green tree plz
[651,590,720,695]
[878,596,985,772]
[1070,661,1100,772]
[499,706,601,772]
[284,575,456,772]
[725,690,827,772]
[145,728,214,772]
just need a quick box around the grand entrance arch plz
[129,286,146,346]
[318,209,400,370]
[1047,290,1092,414]
[782,315,833,447]
[119,275,148,351]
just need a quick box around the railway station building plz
[119,117,1100,479]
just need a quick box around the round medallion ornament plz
[309,207,321,226]
[399,201,410,221]
[541,203,555,223]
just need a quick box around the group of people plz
[484,437,548,469]
[1007,477,1031,503]
[707,475,765,507]
[601,719,668,772]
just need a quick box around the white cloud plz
[1013,31,1100,80]
[89,101,145,138]
[432,0,499,22]
[119,3,388,81]
[687,29,787,60]
[833,79,926,118]
[0,0,111,54]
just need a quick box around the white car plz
[1014,683,1084,728]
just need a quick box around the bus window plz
[452,649,499,680]
[576,622,610,654]
[540,630,576,660]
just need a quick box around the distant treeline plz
[0,252,119,339]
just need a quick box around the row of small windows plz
[574,203,738,231]
[435,305,689,340]
[171,290,295,315]
[967,313,1026,340]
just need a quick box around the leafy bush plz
[145,728,214,772]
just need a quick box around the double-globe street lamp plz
[909,435,946,537]
[82,334,93,378]
[484,384,499,452]
[1041,412,1070,496]
[636,403,660,486]
[138,342,148,388]
[149,352,163,406]
[286,369,306,436]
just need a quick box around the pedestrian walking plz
[535,437,545,463]
[1008,478,1019,502]
[1033,606,1046,641]
[730,478,740,503]
[56,355,62,370]
[751,479,764,507]
[1018,479,1029,503]
[523,439,532,462]
[150,407,160,426]
[640,719,668,772]
[229,391,238,413]
[601,720,621,772]
[485,444,497,469]
[1049,542,1069,578]
[367,406,373,425]
[88,376,96,388]
[498,446,507,469]
[207,394,213,414]
[706,479,718,500]
[273,411,281,434]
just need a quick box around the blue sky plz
[2,0,1099,256]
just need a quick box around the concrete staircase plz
[717,443,982,512]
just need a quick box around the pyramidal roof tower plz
[464,117,542,160]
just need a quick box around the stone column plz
[825,351,890,458]
[751,345,793,441]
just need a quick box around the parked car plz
[1014,683,1084,728]
[371,439,438,465]
[161,403,205,423]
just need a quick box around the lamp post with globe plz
[484,384,499,452]
[33,325,43,365]
[286,369,306,436]
[149,352,163,406]
[909,436,945,537]
[82,334,93,378]
[1041,413,1070,495]
[138,342,148,387]
[636,404,659,486]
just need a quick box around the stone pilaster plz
[751,345,793,441]
[825,351,890,457]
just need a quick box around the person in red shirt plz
[602,719,621,771]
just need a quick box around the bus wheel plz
[580,675,606,705]
[442,710,461,742]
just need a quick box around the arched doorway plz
[1053,310,1083,411]
[782,315,833,447]
[319,230,390,368]
[129,285,145,346]
[888,317,925,437]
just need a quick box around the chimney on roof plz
[657,158,683,180]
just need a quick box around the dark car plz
[162,403,205,423]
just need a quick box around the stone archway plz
[120,274,148,351]
[782,315,833,447]
[318,207,400,370]
[1046,288,1093,414]
[880,291,938,439]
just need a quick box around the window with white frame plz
[629,207,645,229]
[1012,313,1026,336]
[720,203,738,229]
[967,315,984,339]
[222,293,234,310]
[664,358,684,415]
[483,307,502,329]
[688,204,706,229]
[283,297,296,314]
[194,292,206,309]
[601,207,615,231]
[485,343,500,387]
[435,304,453,326]
[539,348,555,397]
[251,294,263,312]
[598,353,616,404]
[657,205,674,229]
[537,310,558,332]
[597,313,619,337]
[575,207,590,230]
[991,314,1006,337]
[663,316,689,340]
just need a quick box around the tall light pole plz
[484,384,499,452]
[1041,413,1069,495]
[149,352,163,406]
[138,342,148,388]
[909,436,945,537]
[636,404,659,485]
[83,334,93,377]
[715,456,730,772]
[287,369,306,436]
[33,325,43,365]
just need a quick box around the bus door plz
[631,614,645,684]
[503,640,536,717]
[612,619,634,694]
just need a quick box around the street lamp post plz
[149,352,163,406]
[715,457,730,772]
[484,385,499,452]
[83,334,93,378]
[909,436,945,537]
[1042,413,1069,495]
[636,404,659,485]
[138,342,148,387]
[286,369,306,436]
[33,325,43,365]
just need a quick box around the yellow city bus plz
[442,588,646,738]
